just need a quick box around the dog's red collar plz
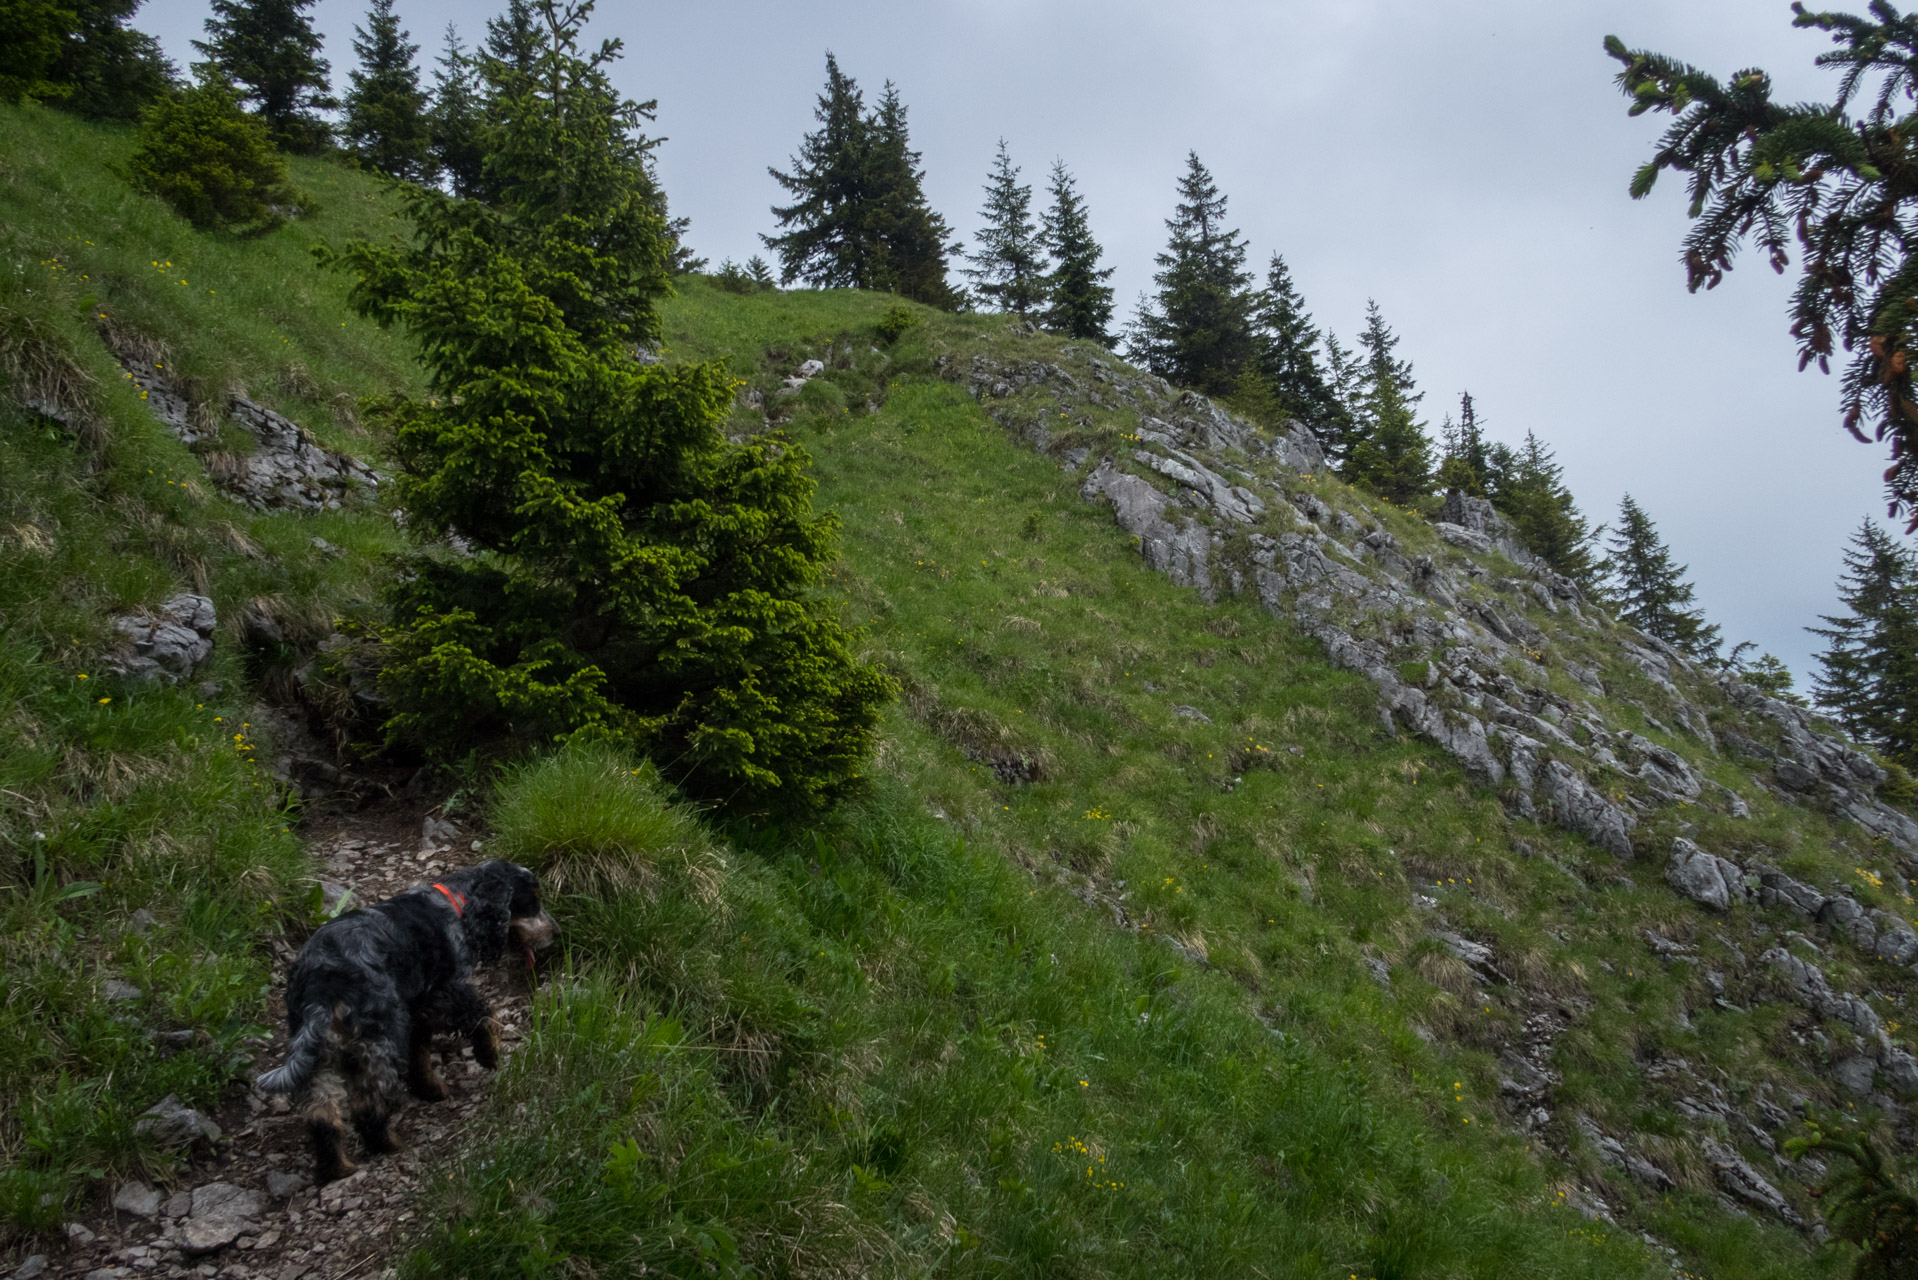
[431,883,465,917]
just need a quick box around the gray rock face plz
[120,359,383,513]
[1080,460,1213,597]
[178,1183,264,1254]
[1833,1055,1879,1096]
[133,1094,221,1149]
[105,593,216,685]
[112,1181,161,1218]
[12,1255,47,1279]
[1760,947,1882,1038]
[1665,839,1749,912]
[1755,866,1826,919]
[1703,1138,1800,1223]
[1541,761,1636,860]
[1872,910,1918,964]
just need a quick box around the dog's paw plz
[472,1017,502,1069]
[408,1075,450,1103]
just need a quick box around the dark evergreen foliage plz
[764,57,958,308]
[1488,430,1601,588]
[1039,160,1114,344]
[746,254,775,288]
[1784,1120,1918,1280]
[1811,520,1918,766]
[330,0,890,812]
[427,26,485,198]
[964,139,1045,315]
[46,0,176,120]
[1438,391,1492,493]
[859,82,959,308]
[1318,330,1363,465]
[482,0,538,76]
[341,0,434,183]
[1129,152,1255,397]
[193,0,335,152]
[1342,300,1433,503]
[1248,254,1338,429]
[1738,651,1806,703]
[1602,494,1721,657]
[126,77,295,230]
[1608,10,1918,530]
[2,1,67,104]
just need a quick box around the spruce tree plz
[341,0,434,183]
[1318,330,1363,465]
[47,0,176,120]
[964,139,1045,314]
[1039,159,1114,344]
[746,254,775,288]
[1493,430,1600,588]
[427,27,484,198]
[1439,391,1493,492]
[330,0,890,812]
[193,0,335,152]
[1,0,67,105]
[1342,301,1433,503]
[764,53,872,290]
[1130,152,1255,397]
[861,81,959,308]
[1811,520,1918,765]
[482,0,538,75]
[1603,494,1720,658]
[1249,254,1337,427]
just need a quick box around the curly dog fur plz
[255,859,557,1183]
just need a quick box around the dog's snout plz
[508,910,559,951]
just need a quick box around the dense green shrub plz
[873,302,919,345]
[330,1,891,813]
[125,80,294,230]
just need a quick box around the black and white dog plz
[256,860,558,1183]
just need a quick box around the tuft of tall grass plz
[487,742,725,901]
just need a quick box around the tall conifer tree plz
[861,81,958,308]
[427,27,484,197]
[765,54,872,289]
[1038,159,1115,344]
[1318,331,1363,465]
[47,0,176,119]
[1493,431,1600,588]
[765,59,956,307]
[482,0,538,75]
[193,0,335,151]
[1249,254,1336,427]
[964,139,1045,314]
[1130,152,1255,396]
[1811,521,1918,766]
[341,0,434,183]
[1342,301,1432,503]
[1603,494,1720,657]
[331,0,889,811]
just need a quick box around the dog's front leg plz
[406,1021,449,1102]
[428,980,502,1070]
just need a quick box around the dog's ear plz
[464,875,517,967]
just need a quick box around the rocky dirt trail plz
[19,803,535,1280]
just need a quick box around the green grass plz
[0,103,418,1229]
[0,102,1891,1277]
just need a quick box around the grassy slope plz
[0,105,420,1227]
[0,102,1868,1277]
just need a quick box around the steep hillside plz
[4,99,1915,1280]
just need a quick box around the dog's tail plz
[255,1004,331,1095]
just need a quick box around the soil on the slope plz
[32,800,542,1280]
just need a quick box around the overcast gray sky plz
[141,0,1902,686]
